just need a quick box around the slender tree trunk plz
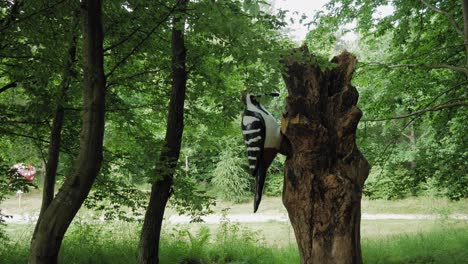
[408,127,417,169]
[280,46,369,264]
[38,12,79,218]
[28,1,106,263]
[138,1,189,263]
[462,0,468,68]
[402,124,417,170]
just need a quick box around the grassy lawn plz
[362,226,468,264]
[360,196,468,215]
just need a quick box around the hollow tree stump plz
[280,46,369,264]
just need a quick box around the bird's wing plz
[241,110,265,176]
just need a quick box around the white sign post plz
[16,190,23,209]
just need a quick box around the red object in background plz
[13,163,36,182]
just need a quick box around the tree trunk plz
[28,1,106,263]
[138,1,189,263]
[38,11,79,218]
[408,126,417,170]
[280,46,369,264]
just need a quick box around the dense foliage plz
[0,0,289,217]
[307,0,467,199]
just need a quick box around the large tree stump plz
[280,46,369,264]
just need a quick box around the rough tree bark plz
[280,46,369,264]
[138,1,189,263]
[28,1,106,263]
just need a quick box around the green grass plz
[1,192,468,263]
[1,219,467,264]
[362,227,468,263]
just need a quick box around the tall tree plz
[139,1,189,263]
[281,46,369,264]
[28,0,106,263]
[38,9,79,218]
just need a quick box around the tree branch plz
[0,82,17,94]
[106,68,168,88]
[424,81,468,107]
[363,62,468,76]
[0,128,50,144]
[391,63,468,75]
[364,98,468,121]
[0,128,128,170]
[0,119,48,125]
[105,7,177,79]
[371,82,467,170]
[419,0,464,36]
[401,132,413,141]
[0,0,67,33]
[103,25,143,52]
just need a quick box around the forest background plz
[0,0,466,263]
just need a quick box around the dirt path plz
[166,213,468,224]
[4,212,468,224]
[3,193,468,224]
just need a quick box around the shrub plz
[212,151,252,203]
[264,156,285,197]
[364,166,414,199]
[264,173,283,196]
[0,160,11,242]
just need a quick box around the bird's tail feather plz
[253,161,267,213]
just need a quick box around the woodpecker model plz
[241,92,281,213]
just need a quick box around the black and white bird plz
[241,92,281,213]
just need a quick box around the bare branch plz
[419,0,464,36]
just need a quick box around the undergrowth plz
[0,218,467,263]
